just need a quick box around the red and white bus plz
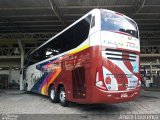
[24,9,140,106]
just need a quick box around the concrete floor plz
[0,89,160,120]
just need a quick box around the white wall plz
[0,70,9,74]
[10,70,20,84]
[0,70,20,84]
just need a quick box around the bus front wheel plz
[59,87,69,107]
[49,85,59,103]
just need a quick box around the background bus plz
[24,9,140,106]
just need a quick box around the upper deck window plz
[26,15,91,66]
[101,11,138,38]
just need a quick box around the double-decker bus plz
[24,9,140,106]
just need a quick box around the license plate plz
[121,93,128,98]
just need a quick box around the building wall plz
[11,70,20,84]
[0,70,20,84]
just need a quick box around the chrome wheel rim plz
[60,91,65,103]
[50,89,55,100]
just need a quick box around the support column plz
[18,40,24,90]
[8,65,12,88]
[150,62,153,84]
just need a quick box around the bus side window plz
[71,14,91,47]
[26,54,35,66]
[26,14,92,64]
[91,16,95,28]
[45,48,60,58]
[28,50,45,64]
[43,14,92,54]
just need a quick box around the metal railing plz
[141,46,160,54]
[0,47,35,56]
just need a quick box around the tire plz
[49,85,59,103]
[59,87,69,107]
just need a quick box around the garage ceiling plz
[0,0,160,52]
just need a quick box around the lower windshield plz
[101,11,138,38]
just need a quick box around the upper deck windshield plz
[101,10,138,38]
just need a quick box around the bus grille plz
[104,49,137,62]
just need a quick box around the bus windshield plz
[101,11,138,38]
